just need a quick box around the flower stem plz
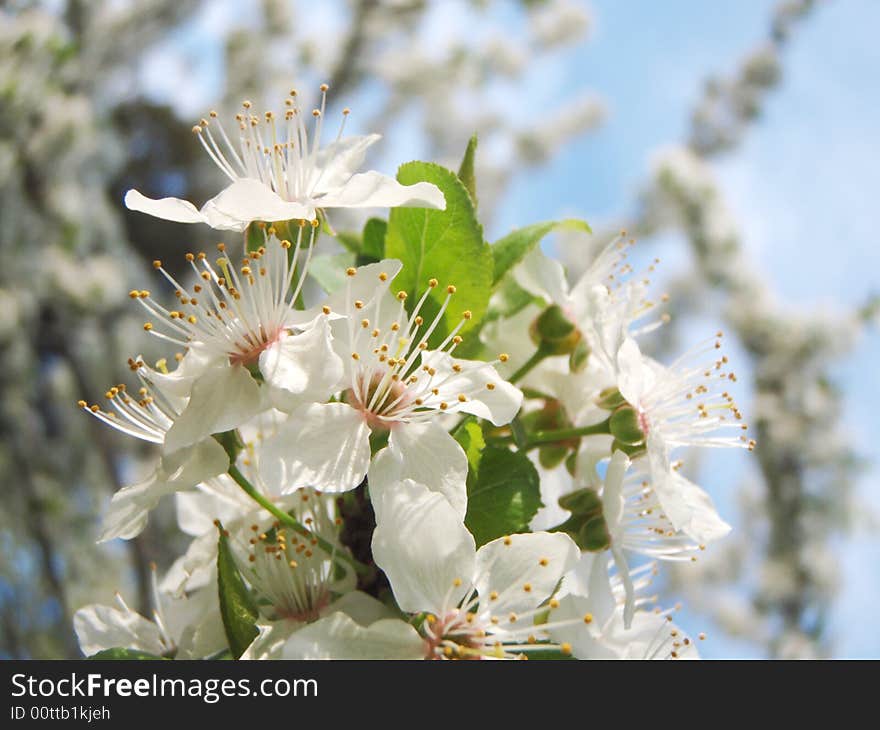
[509,346,551,385]
[524,417,612,450]
[228,465,373,578]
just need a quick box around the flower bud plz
[568,336,591,373]
[596,386,626,411]
[528,305,583,355]
[554,487,610,552]
[609,404,645,446]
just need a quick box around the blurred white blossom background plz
[1,0,876,658]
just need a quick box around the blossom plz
[258,260,522,505]
[131,226,343,450]
[370,479,581,659]
[600,449,729,625]
[124,86,445,231]
[614,335,754,521]
[73,565,225,659]
[513,232,663,373]
[78,360,230,542]
[548,553,700,660]
[227,489,393,659]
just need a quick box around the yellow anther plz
[446,285,456,294]
[539,558,548,567]
[499,353,509,362]
[583,613,593,624]
[428,278,438,288]
[457,394,467,403]
[379,272,388,281]
[152,260,162,269]
[523,583,532,593]
[462,310,472,320]
[489,591,499,601]
[322,305,331,315]
[560,643,572,656]
[452,578,462,587]
[143,323,153,331]
[549,598,560,609]
[351,353,360,360]
[396,291,407,301]
[346,267,357,277]
[503,536,512,545]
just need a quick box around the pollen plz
[499,353,509,362]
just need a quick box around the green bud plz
[564,451,578,477]
[529,305,583,355]
[568,337,591,373]
[553,488,611,552]
[558,487,603,516]
[539,444,568,470]
[609,404,645,446]
[611,438,647,459]
[596,386,627,411]
[578,514,611,552]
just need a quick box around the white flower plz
[370,479,581,659]
[258,260,522,503]
[549,553,700,660]
[125,86,445,231]
[512,232,663,373]
[603,449,730,560]
[224,488,394,659]
[601,449,729,626]
[615,335,754,511]
[73,565,225,659]
[131,227,343,449]
[79,361,230,542]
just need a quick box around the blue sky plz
[140,0,879,657]
[496,0,880,657]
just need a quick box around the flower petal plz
[257,403,370,494]
[99,438,229,542]
[474,532,579,616]
[616,337,651,407]
[281,614,424,659]
[124,189,206,225]
[310,134,382,192]
[202,178,313,229]
[419,352,523,426]
[371,479,475,615]
[164,365,263,454]
[74,602,163,657]
[368,421,468,522]
[316,170,445,210]
[512,246,571,307]
[651,465,731,544]
[260,315,343,407]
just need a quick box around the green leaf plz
[309,252,356,294]
[87,648,168,660]
[454,419,485,467]
[386,162,492,348]
[457,134,478,207]
[361,218,387,262]
[217,529,259,659]
[464,445,543,547]
[491,219,591,288]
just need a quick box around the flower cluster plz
[74,87,751,660]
